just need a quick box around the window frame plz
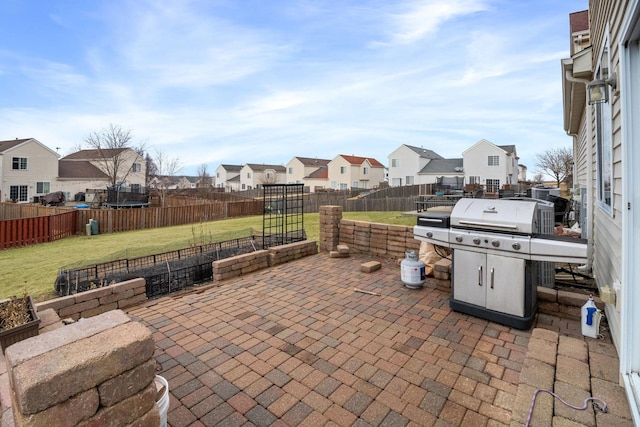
[36,182,51,194]
[594,39,614,215]
[9,185,29,202]
[488,155,499,166]
[12,157,28,170]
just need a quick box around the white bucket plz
[155,375,169,427]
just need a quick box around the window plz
[353,181,359,188]
[12,157,28,170]
[288,167,294,174]
[216,172,220,178]
[247,172,251,178]
[468,176,481,184]
[340,183,348,190]
[391,159,400,167]
[362,167,368,175]
[488,156,499,166]
[132,163,142,172]
[131,184,141,193]
[392,178,402,186]
[486,179,500,193]
[340,166,346,174]
[36,182,50,194]
[406,176,414,185]
[595,43,613,213]
[9,185,28,202]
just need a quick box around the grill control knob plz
[512,242,521,250]
[491,239,500,247]
[455,235,463,243]
[426,232,433,238]
[473,237,481,245]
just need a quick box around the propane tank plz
[581,294,602,338]
[401,250,426,289]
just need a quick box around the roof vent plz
[454,167,463,172]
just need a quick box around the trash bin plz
[89,219,99,235]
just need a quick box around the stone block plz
[557,336,588,363]
[6,310,132,366]
[9,320,154,414]
[536,286,557,303]
[12,388,99,427]
[433,271,449,280]
[360,261,381,273]
[98,359,156,407]
[329,251,349,258]
[77,382,157,427]
[555,355,590,390]
[518,358,555,390]
[434,258,452,273]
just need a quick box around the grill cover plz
[450,198,539,235]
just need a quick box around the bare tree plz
[535,147,573,187]
[197,163,210,188]
[84,124,146,187]
[151,148,183,206]
[532,173,544,185]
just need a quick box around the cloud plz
[374,0,488,46]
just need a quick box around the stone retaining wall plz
[35,278,147,321]
[4,310,159,426]
[213,240,318,281]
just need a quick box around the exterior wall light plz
[587,73,617,104]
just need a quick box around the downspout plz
[564,70,594,270]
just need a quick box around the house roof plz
[245,164,286,172]
[227,175,241,182]
[61,148,128,160]
[58,160,109,179]
[294,157,331,167]
[418,158,464,174]
[0,138,31,153]
[403,145,444,160]
[220,164,243,172]
[338,155,385,168]
[305,166,328,179]
[498,145,516,155]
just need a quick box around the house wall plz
[463,140,513,190]
[215,166,241,191]
[1,140,59,203]
[239,165,286,190]
[53,178,114,201]
[387,145,429,186]
[286,158,306,184]
[583,0,631,351]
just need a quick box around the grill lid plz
[450,198,538,234]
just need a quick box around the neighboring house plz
[388,144,444,186]
[0,138,59,203]
[59,148,146,199]
[327,155,385,190]
[285,157,331,188]
[417,158,464,189]
[239,164,286,190]
[303,165,329,192]
[518,164,528,182]
[561,4,640,421]
[462,139,519,192]
[215,165,242,191]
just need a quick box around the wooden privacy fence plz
[73,199,263,234]
[0,211,76,249]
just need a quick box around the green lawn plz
[1,212,415,301]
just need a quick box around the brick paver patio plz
[127,253,632,426]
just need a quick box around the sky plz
[0,0,587,177]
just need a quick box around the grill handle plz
[490,268,494,289]
[478,266,483,287]
[458,220,519,230]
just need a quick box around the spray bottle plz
[581,294,602,338]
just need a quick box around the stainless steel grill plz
[414,197,588,329]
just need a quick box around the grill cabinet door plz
[452,250,486,308]
[485,254,525,317]
[453,251,525,317]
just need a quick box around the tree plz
[535,147,573,187]
[84,124,146,187]
[197,163,210,189]
[151,148,183,206]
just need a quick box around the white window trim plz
[620,3,640,424]
[595,35,615,216]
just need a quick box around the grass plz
[0,211,415,301]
